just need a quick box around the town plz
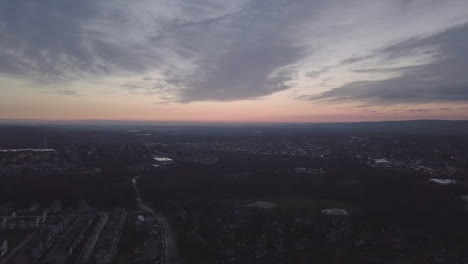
[0,122,467,263]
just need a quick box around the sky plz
[1,0,468,123]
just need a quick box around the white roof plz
[153,157,173,162]
[322,208,349,216]
[0,148,55,153]
[429,178,457,185]
[374,158,390,164]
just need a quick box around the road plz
[0,231,37,264]
[132,176,181,264]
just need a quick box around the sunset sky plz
[1,0,468,123]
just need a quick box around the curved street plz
[132,176,181,264]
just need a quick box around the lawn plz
[216,196,354,211]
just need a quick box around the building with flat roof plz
[322,208,349,216]
[153,156,175,167]
[0,148,58,163]
[429,178,458,185]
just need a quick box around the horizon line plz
[1,118,467,126]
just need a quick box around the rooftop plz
[429,178,457,185]
[321,208,349,216]
[153,157,173,162]
[0,148,55,153]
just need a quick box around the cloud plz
[1,0,468,105]
[0,0,308,101]
[389,107,454,113]
[0,0,103,80]
[54,90,82,96]
[38,89,83,96]
[145,0,314,102]
[0,0,184,82]
[307,23,468,104]
[179,41,303,102]
[305,67,329,79]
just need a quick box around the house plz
[4,216,41,230]
[92,209,127,264]
[1,217,7,230]
[12,213,75,264]
[1,240,7,257]
[44,213,94,263]
[1,210,47,231]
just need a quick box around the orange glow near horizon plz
[1,1,468,123]
[1,81,467,123]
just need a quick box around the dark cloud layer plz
[120,0,316,102]
[0,0,158,82]
[0,0,100,79]
[309,23,468,104]
[180,38,302,102]
[54,89,82,96]
[1,0,468,106]
[0,0,308,102]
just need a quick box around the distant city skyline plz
[1,0,468,122]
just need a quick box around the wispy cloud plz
[55,90,82,96]
[1,0,468,106]
[306,23,468,104]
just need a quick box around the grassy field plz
[216,196,354,211]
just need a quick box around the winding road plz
[132,176,181,264]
